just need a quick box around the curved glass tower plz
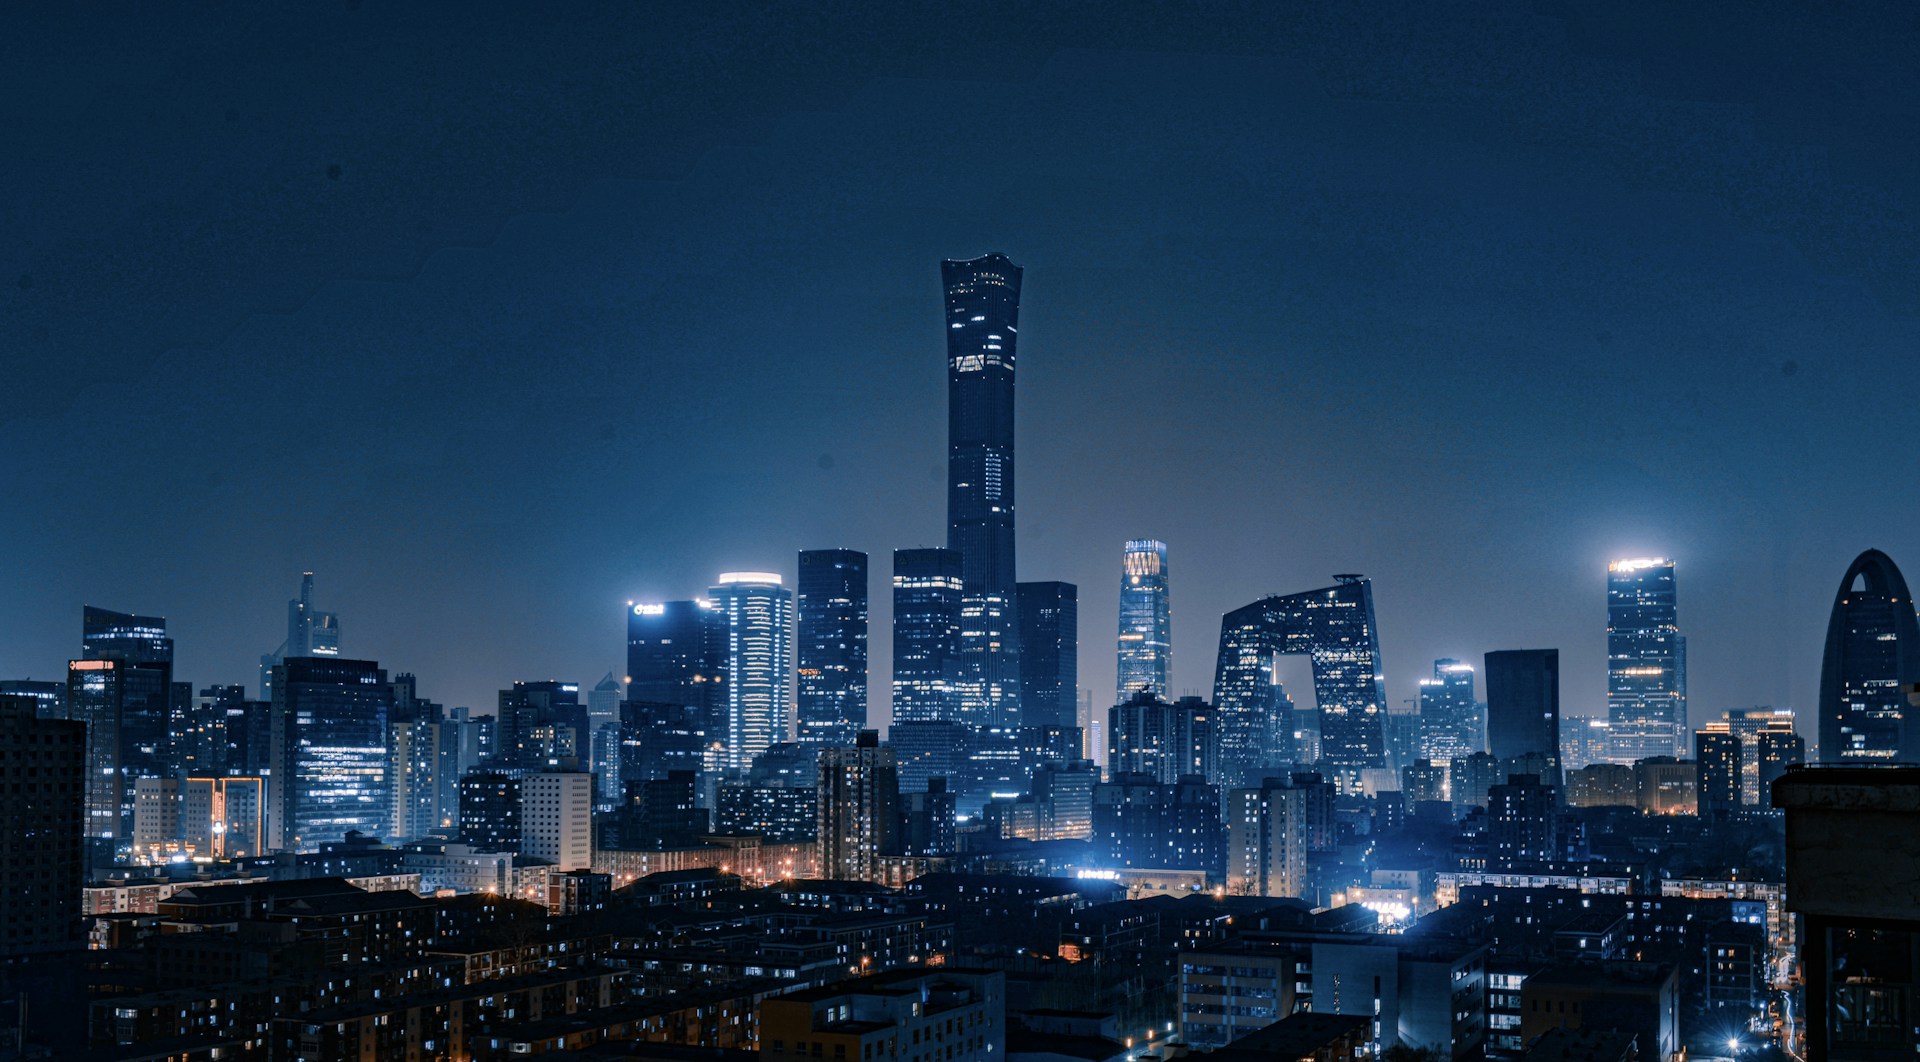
[1210,574,1388,786]
[1118,539,1171,700]
[1819,549,1920,762]
[944,253,1022,730]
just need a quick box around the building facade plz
[1117,539,1172,700]
[945,252,1024,733]
[797,549,870,748]
[1212,575,1389,786]
[892,548,965,725]
[817,731,901,883]
[268,656,396,851]
[1818,548,1920,763]
[1606,558,1687,762]
[1418,659,1480,765]
[709,572,794,770]
[1016,580,1077,729]
[1485,649,1560,785]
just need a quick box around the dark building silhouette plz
[457,772,521,851]
[1091,773,1224,875]
[0,694,86,958]
[892,548,964,724]
[818,730,900,882]
[496,679,585,773]
[1016,580,1077,729]
[1485,649,1560,785]
[900,777,957,856]
[1695,728,1743,818]
[618,699,712,785]
[944,252,1023,731]
[269,657,395,850]
[626,598,728,716]
[796,549,869,747]
[1755,727,1806,793]
[1487,773,1560,867]
[887,719,969,794]
[1818,549,1920,763]
[1211,574,1388,784]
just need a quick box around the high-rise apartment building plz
[1755,727,1806,794]
[944,253,1023,731]
[1226,776,1309,898]
[1212,574,1389,786]
[817,731,900,883]
[496,680,585,774]
[521,772,593,871]
[0,695,86,960]
[458,772,522,852]
[1485,649,1560,785]
[1016,580,1077,729]
[1818,549,1920,763]
[259,571,340,702]
[708,572,793,771]
[1695,727,1743,819]
[1607,558,1687,762]
[796,549,869,747]
[1486,774,1559,867]
[1417,659,1479,765]
[1108,690,1215,785]
[1117,539,1172,700]
[892,548,964,725]
[269,656,395,850]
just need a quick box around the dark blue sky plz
[4,2,1916,736]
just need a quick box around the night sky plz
[5,3,1917,737]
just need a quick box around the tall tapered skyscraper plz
[796,549,869,747]
[1117,539,1171,700]
[944,252,1022,730]
[1606,557,1687,762]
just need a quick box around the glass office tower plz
[269,656,395,850]
[1485,648,1561,785]
[944,253,1023,731]
[1819,549,1920,762]
[1211,574,1389,787]
[708,573,793,772]
[796,549,869,748]
[1117,539,1172,700]
[1417,659,1480,765]
[1606,558,1687,763]
[1017,580,1078,729]
[69,606,175,859]
[892,548,964,725]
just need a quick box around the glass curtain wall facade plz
[1117,539,1172,700]
[708,573,793,772]
[796,549,869,748]
[69,606,175,859]
[1211,574,1389,787]
[944,253,1022,731]
[1818,549,1920,763]
[269,656,395,850]
[1017,580,1078,729]
[1485,649,1561,785]
[892,548,965,725]
[1416,659,1479,765]
[1606,558,1687,763]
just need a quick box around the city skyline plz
[7,5,1919,742]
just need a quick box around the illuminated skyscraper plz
[1416,659,1479,765]
[944,252,1023,730]
[268,656,395,850]
[1606,558,1687,762]
[1017,580,1077,729]
[259,571,340,702]
[1818,549,1920,763]
[708,572,793,771]
[796,549,869,747]
[1117,539,1172,700]
[1211,574,1388,786]
[624,598,728,783]
[69,606,175,858]
[892,548,964,725]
